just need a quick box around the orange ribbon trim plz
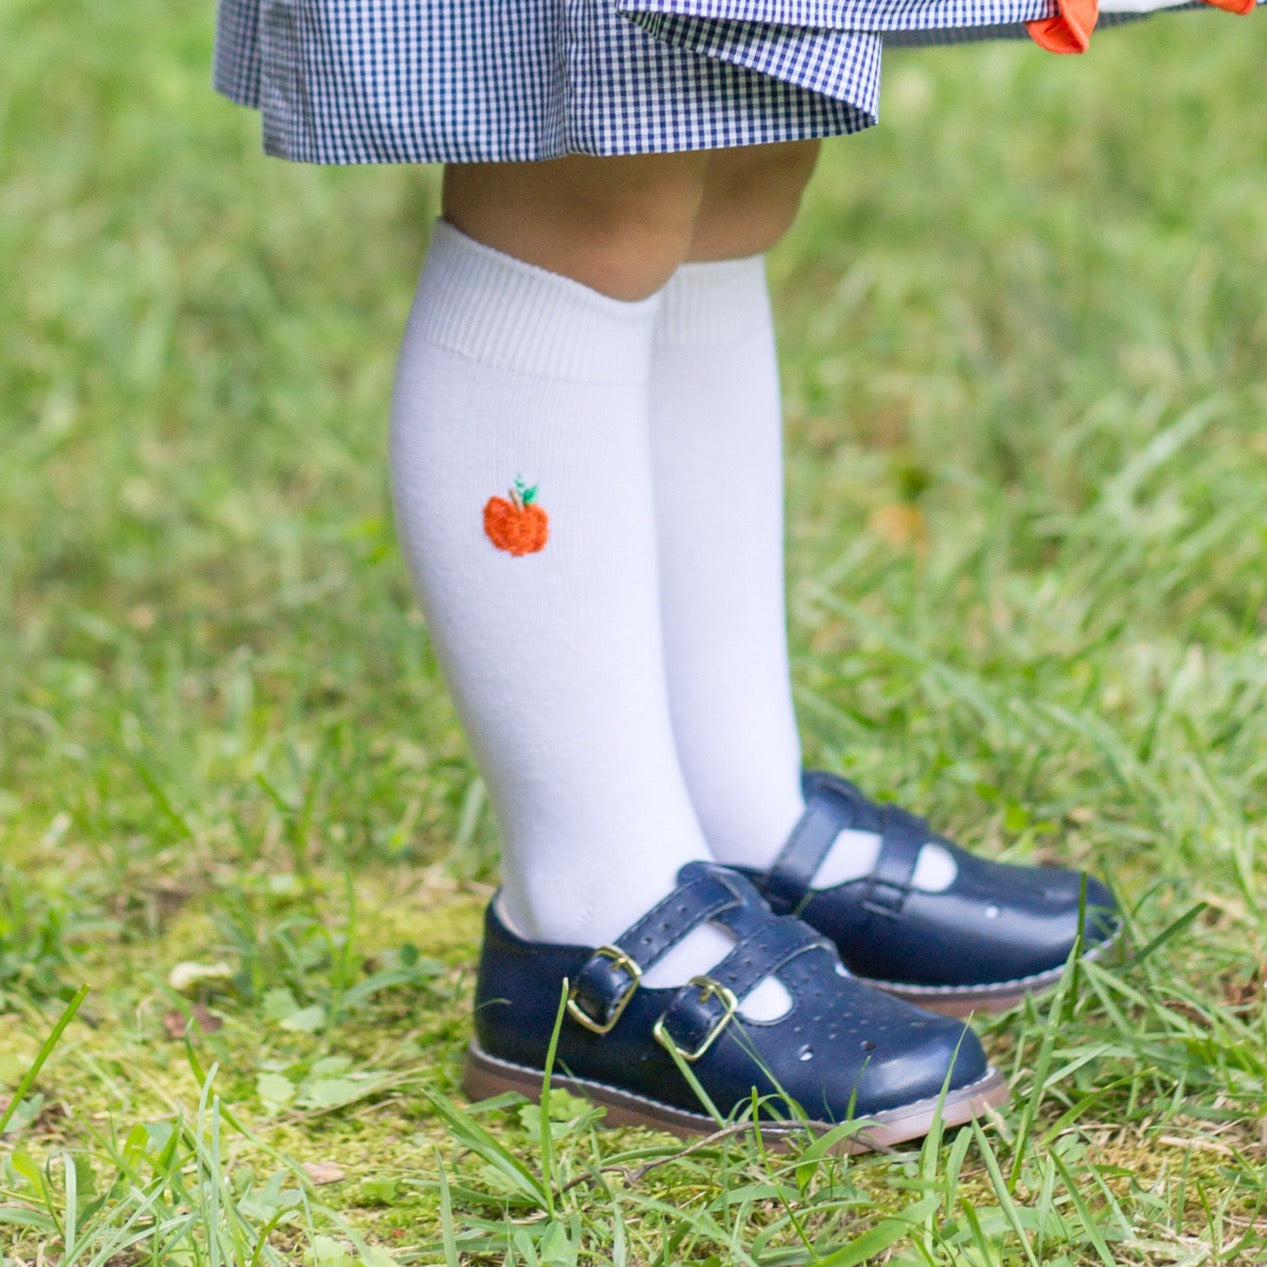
[1026,0,1099,52]
[1198,0,1255,15]
[1028,0,1253,49]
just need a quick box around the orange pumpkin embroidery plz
[484,477,549,557]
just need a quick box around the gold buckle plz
[652,976,739,1063]
[566,946,642,1035]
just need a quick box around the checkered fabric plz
[213,0,881,160]
[214,0,1261,164]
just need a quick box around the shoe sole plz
[463,1040,1009,1151]
[863,928,1124,1018]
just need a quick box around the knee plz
[551,167,705,299]
[692,141,821,260]
[442,153,708,301]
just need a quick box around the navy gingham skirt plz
[213,0,1259,163]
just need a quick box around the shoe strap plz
[764,772,879,912]
[708,914,827,1000]
[655,915,827,1062]
[615,864,746,965]
[766,772,933,917]
[861,804,928,918]
[567,865,743,1034]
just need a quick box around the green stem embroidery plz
[511,476,538,510]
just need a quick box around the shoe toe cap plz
[845,1012,990,1116]
[960,863,1121,980]
[1016,866,1120,950]
[770,967,992,1118]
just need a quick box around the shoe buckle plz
[653,976,739,1063]
[566,945,642,1035]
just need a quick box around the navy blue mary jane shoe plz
[463,862,1007,1148]
[741,771,1121,1017]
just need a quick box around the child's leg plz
[391,153,743,985]
[399,155,1004,1132]
[649,142,955,889]
[648,146,1117,1014]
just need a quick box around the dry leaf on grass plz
[867,503,929,551]
[303,1161,347,1185]
[162,1005,223,1039]
[168,960,235,992]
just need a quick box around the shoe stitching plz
[471,1044,717,1120]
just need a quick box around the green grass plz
[3,0,1267,1261]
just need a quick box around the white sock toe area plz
[910,842,957,892]
[640,922,737,989]
[638,923,794,1021]
[739,974,793,1021]
[812,828,882,887]
[810,829,958,892]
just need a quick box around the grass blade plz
[815,1195,941,1267]
[0,985,90,1136]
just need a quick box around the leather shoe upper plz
[744,771,1120,990]
[473,861,992,1121]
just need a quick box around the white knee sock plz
[649,258,955,892]
[390,222,747,982]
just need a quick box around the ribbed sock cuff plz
[411,220,661,384]
[654,255,770,348]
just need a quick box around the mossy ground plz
[2,0,1266,1261]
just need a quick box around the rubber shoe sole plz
[864,926,1124,1017]
[463,1040,1009,1151]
